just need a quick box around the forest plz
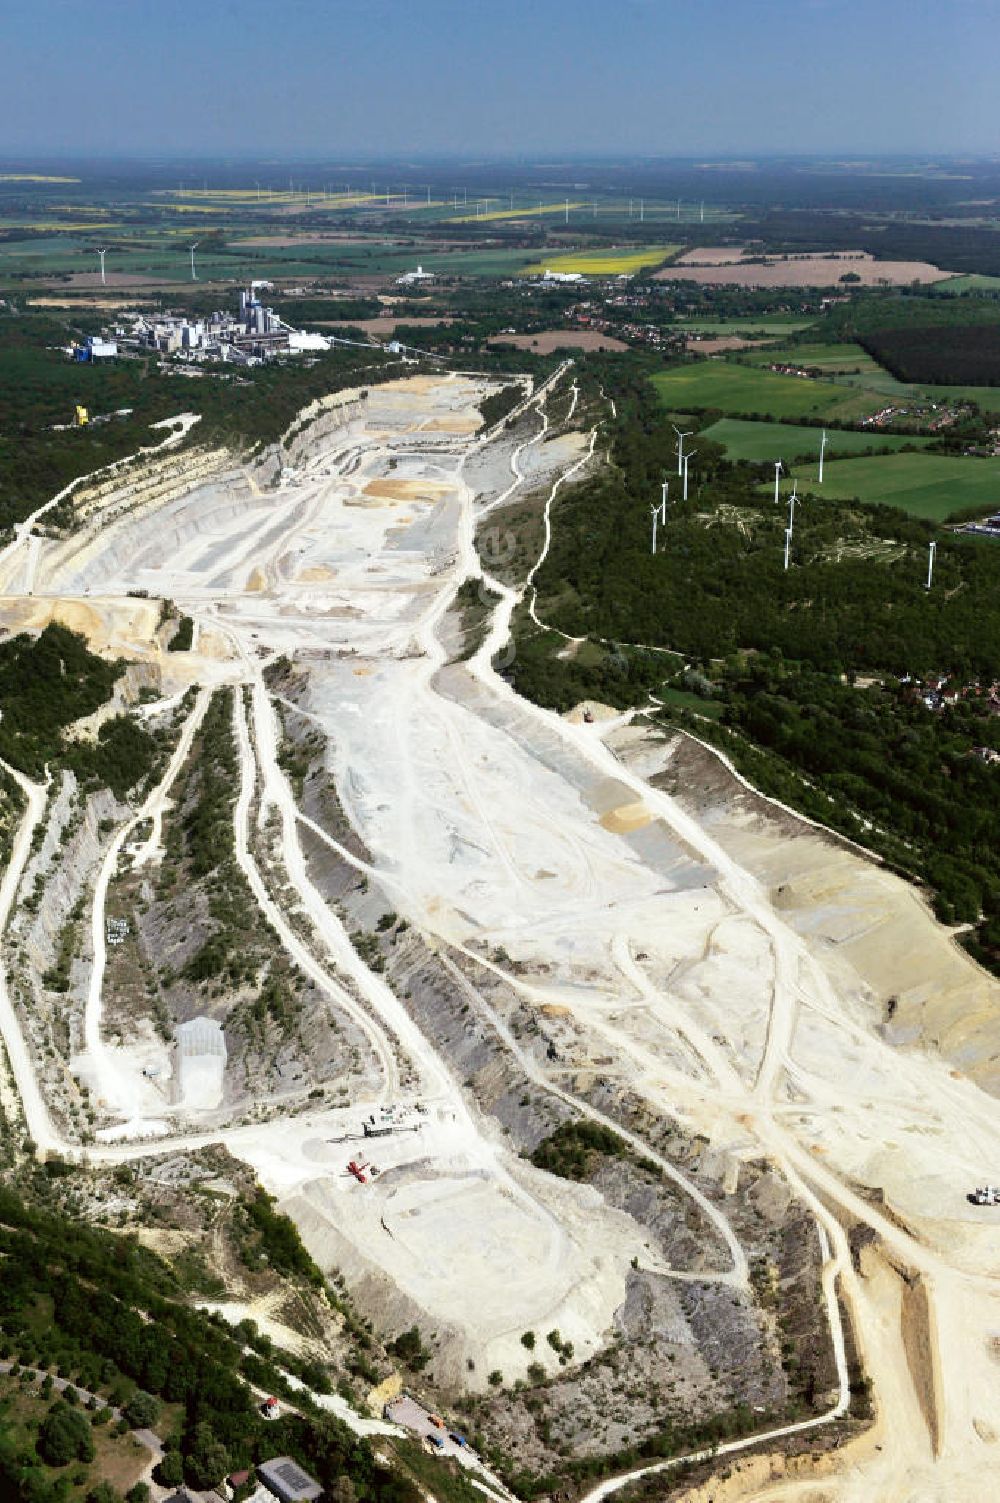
[0,1185,420,1503]
[859,323,1000,386]
[0,624,160,798]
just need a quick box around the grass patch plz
[776,450,1000,519]
[652,360,878,422]
[743,341,882,374]
[674,316,818,336]
[702,417,932,463]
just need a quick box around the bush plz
[153,1453,184,1487]
[123,1390,159,1428]
[38,1400,95,1465]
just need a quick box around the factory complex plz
[72,282,331,368]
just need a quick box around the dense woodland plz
[859,323,1000,386]
[0,625,160,797]
[0,1186,419,1503]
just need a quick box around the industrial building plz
[256,1455,323,1503]
[124,283,306,365]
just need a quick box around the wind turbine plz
[773,459,783,505]
[926,540,937,589]
[650,504,659,555]
[818,429,828,484]
[787,483,798,536]
[683,450,696,502]
[189,242,200,281]
[660,477,669,522]
[673,425,693,477]
[676,198,681,220]
[639,198,645,222]
[700,200,705,223]
[96,248,107,286]
[565,197,570,224]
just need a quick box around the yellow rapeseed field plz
[522,244,681,275]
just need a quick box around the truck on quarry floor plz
[969,1186,1000,1205]
[347,1159,368,1184]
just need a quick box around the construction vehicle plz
[970,1186,1000,1205]
[74,405,89,426]
[428,1434,445,1451]
[347,1159,368,1184]
[428,1413,445,1430]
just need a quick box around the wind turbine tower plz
[639,198,644,222]
[683,450,696,502]
[673,425,693,476]
[650,504,659,555]
[700,200,705,223]
[787,484,798,535]
[784,527,792,571]
[926,540,937,589]
[189,242,200,281]
[96,248,107,286]
[660,478,669,522]
[773,459,783,505]
[565,197,570,224]
[818,430,828,484]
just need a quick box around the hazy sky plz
[2,0,996,158]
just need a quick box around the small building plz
[395,264,434,286]
[257,1456,323,1503]
[87,336,118,359]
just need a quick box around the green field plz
[743,341,882,374]
[652,360,879,422]
[703,417,933,462]
[0,229,545,284]
[777,451,1000,519]
[931,383,1000,414]
[674,316,817,336]
[938,274,1000,294]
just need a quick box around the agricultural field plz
[937,273,1000,294]
[652,359,879,421]
[522,245,681,276]
[674,316,818,336]
[703,417,933,463]
[657,248,949,287]
[742,341,882,374]
[778,450,1000,519]
[450,200,587,223]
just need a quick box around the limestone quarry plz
[1,364,999,1502]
